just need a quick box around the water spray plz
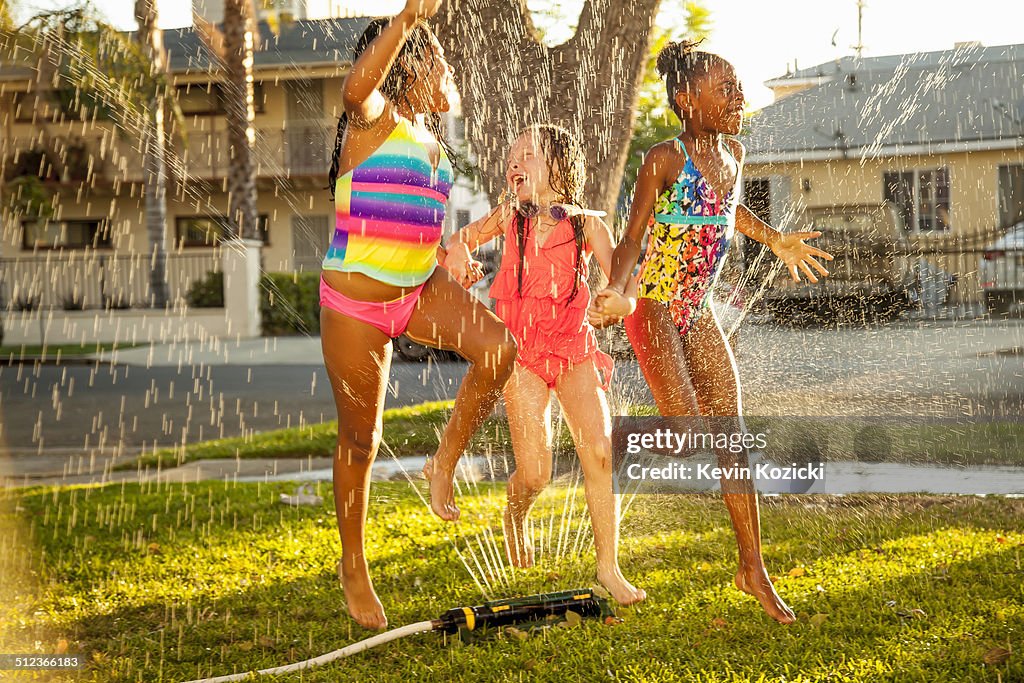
[182,588,610,683]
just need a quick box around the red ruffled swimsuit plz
[489,216,614,390]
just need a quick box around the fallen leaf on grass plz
[147,543,161,555]
[809,613,828,628]
[710,617,727,629]
[505,627,528,641]
[257,635,275,648]
[787,567,806,578]
[55,639,68,654]
[982,647,1011,665]
[603,616,623,626]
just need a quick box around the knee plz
[518,465,552,493]
[472,333,517,378]
[337,423,382,462]
[580,440,614,476]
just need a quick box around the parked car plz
[980,221,1024,317]
[762,203,920,323]
[394,249,500,362]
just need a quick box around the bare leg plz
[320,306,392,630]
[683,308,796,625]
[555,359,646,605]
[408,269,517,521]
[502,364,553,568]
[624,298,701,415]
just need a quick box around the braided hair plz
[513,124,588,305]
[655,38,722,120]
[328,18,454,198]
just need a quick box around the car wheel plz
[394,335,432,362]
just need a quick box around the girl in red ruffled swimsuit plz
[442,124,645,606]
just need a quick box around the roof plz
[165,16,373,73]
[745,43,1024,162]
[0,16,373,80]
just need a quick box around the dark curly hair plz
[327,18,454,198]
[656,38,724,119]
[513,124,588,305]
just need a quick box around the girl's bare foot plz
[597,566,647,605]
[337,559,387,630]
[502,506,534,568]
[734,564,796,624]
[422,457,460,521]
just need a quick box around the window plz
[884,168,950,232]
[176,83,266,116]
[22,219,112,250]
[998,164,1024,229]
[176,215,270,247]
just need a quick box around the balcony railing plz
[7,119,336,185]
[0,251,222,311]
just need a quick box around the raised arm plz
[342,0,443,126]
[605,144,670,292]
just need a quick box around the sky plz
[13,0,1022,110]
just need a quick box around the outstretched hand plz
[771,231,833,283]
[403,0,444,20]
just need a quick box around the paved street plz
[2,319,1022,477]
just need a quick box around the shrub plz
[260,272,320,336]
[185,271,224,308]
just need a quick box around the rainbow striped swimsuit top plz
[323,116,454,287]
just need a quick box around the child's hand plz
[443,244,484,289]
[402,0,443,20]
[587,307,624,329]
[593,288,637,319]
[770,231,833,283]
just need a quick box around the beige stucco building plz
[0,16,490,321]
[740,43,1024,310]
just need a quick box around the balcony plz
[5,120,335,187]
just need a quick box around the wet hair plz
[328,18,453,198]
[656,38,723,119]
[512,124,588,304]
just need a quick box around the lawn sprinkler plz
[182,588,611,683]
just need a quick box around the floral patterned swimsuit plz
[636,138,741,337]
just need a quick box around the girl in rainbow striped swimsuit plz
[321,1,517,631]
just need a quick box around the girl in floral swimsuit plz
[595,41,833,625]
[637,137,742,336]
[443,124,645,606]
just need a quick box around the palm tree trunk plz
[134,0,169,308]
[221,0,259,241]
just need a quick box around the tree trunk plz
[221,0,260,242]
[134,0,169,308]
[433,0,662,220]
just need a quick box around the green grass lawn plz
[0,342,144,360]
[1,481,1021,682]
[124,400,1024,471]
